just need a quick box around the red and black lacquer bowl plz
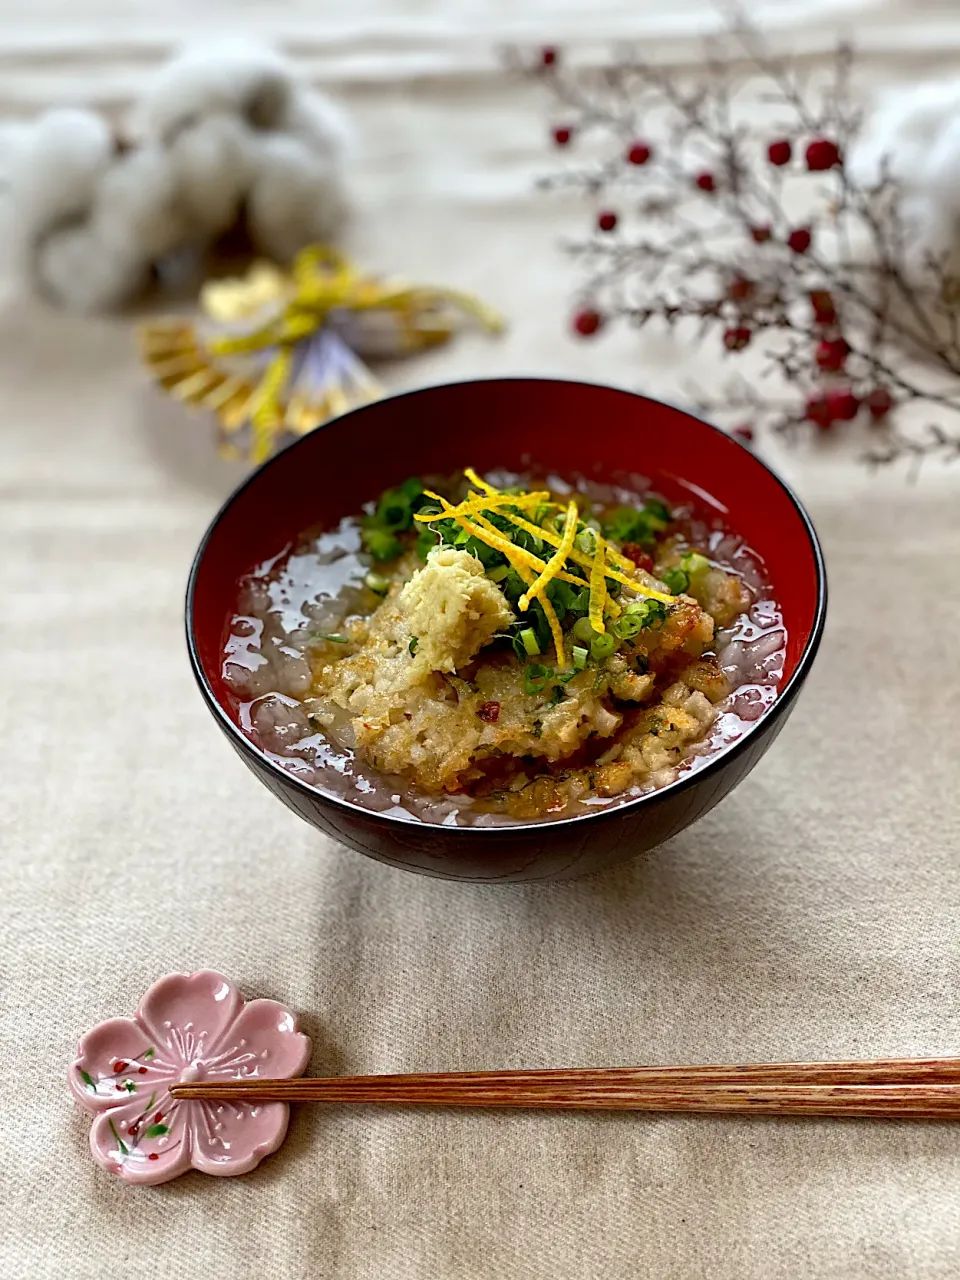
[186,378,826,883]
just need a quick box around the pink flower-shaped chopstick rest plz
[69,970,310,1185]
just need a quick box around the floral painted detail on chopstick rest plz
[138,245,505,466]
[68,970,311,1186]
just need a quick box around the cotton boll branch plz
[515,18,960,469]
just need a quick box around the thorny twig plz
[518,15,960,470]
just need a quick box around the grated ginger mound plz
[400,547,514,677]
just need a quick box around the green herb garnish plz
[519,627,540,657]
[589,632,617,662]
[524,663,554,695]
[601,499,671,548]
[623,598,669,630]
[680,551,711,578]
[361,525,403,562]
[661,567,689,595]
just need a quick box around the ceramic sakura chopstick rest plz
[72,972,960,1187]
[69,970,310,1185]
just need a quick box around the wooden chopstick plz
[170,1059,960,1119]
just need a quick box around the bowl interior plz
[190,379,823,738]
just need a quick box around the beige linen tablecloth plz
[3,3,960,1276]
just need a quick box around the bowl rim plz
[185,375,828,837]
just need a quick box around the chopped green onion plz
[376,488,414,531]
[519,627,540,656]
[575,528,597,556]
[623,598,669,630]
[547,685,568,707]
[399,476,424,502]
[317,633,349,644]
[611,614,644,640]
[524,663,554,695]
[487,563,510,582]
[572,645,588,670]
[662,567,690,595]
[364,571,390,595]
[361,527,403,562]
[408,636,419,655]
[645,498,672,524]
[572,616,598,644]
[680,551,711,577]
[590,632,617,661]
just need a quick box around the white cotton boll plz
[279,84,354,163]
[850,80,960,265]
[164,111,254,236]
[89,144,187,260]
[850,81,960,186]
[132,38,295,143]
[7,108,113,235]
[245,132,348,263]
[35,223,146,311]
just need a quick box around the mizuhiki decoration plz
[138,246,504,464]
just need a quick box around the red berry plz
[768,139,793,166]
[478,701,500,724]
[138,1066,147,1074]
[573,308,603,337]
[732,425,755,444]
[128,1123,139,1134]
[827,389,860,421]
[149,1153,160,1161]
[727,274,754,301]
[805,394,835,430]
[553,126,573,147]
[787,227,812,254]
[541,47,558,67]
[815,337,850,372]
[805,138,841,171]
[866,386,894,420]
[723,326,751,351]
[810,289,837,325]
[750,224,772,243]
[695,171,716,192]
[154,1112,163,1123]
[621,543,653,573]
[597,210,618,232]
[113,1061,126,1074]
[808,394,839,430]
[627,141,652,165]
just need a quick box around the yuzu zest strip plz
[518,500,579,613]
[469,515,567,667]
[589,536,609,634]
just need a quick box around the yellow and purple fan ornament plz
[139,246,504,464]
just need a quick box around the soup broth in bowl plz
[187,378,825,881]
[222,469,786,826]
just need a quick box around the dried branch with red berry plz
[516,23,960,470]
